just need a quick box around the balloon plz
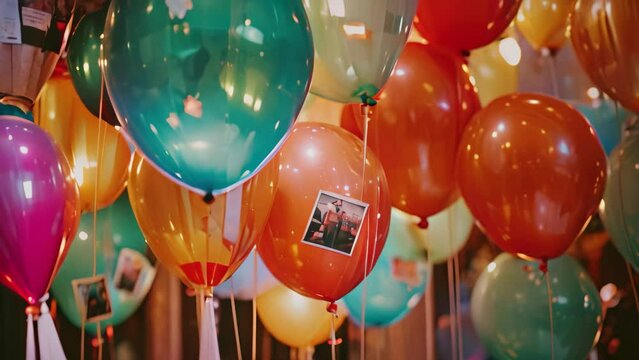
[344,42,480,222]
[51,193,154,335]
[128,154,278,290]
[0,103,33,121]
[407,199,474,264]
[600,131,639,270]
[468,35,520,106]
[297,93,344,127]
[339,105,363,139]
[571,0,639,114]
[515,0,575,52]
[457,93,606,260]
[471,253,602,360]
[304,0,417,103]
[256,284,347,348]
[414,0,521,53]
[34,75,131,212]
[0,116,80,304]
[103,0,313,197]
[258,122,392,302]
[0,0,72,110]
[343,208,430,327]
[67,6,119,126]
[213,251,277,301]
[575,99,628,156]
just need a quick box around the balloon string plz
[252,250,257,360]
[80,317,86,360]
[544,49,560,98]
[97,321,103,360]
[359,103,371,360]
[545,269,555,360]
[625,262,639,314]
[454,253,463,359]
[229,280,243,360]
[446,257,458,360]
[330,314,337,360]
[424,280,435,360]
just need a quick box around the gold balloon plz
[571,0,639,113]
[34,75,130,211]
[257,284,347,348]
[516,0,575,52]
[128,155,278,290]
[468,32,519,106]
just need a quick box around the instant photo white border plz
[113,248,157,296]
[300,190,370,256]
[71,275,113,323]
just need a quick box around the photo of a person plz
[113,248,156,296]
[72,276,112,323]
[301,191,369,256]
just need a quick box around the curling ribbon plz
[199,297,221,360]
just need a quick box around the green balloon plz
[102,0,313,196]
[0,103,33,122]
[601,132,639,270]
[471,253,602,360]
[51,193,151,335]
[67,6,119,126]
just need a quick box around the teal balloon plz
[471,253,602,360]
[576,99,627,155]
[0,103,33,121]
[343,209,430,327]
[67,6,119,126]
[601,131,639,270]
[51,193,151,335]
[103,0,313,196]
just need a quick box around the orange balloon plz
[571,0,639,114]
[258,122,391,302]
[414,0,522,53]
[128,155,278,290]
[343,43,480,223]
[339,105,363,138]
[34,75,131,212]
[457,93,606,260]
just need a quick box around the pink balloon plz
[0,116,80,304]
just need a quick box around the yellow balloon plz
[516,0,576,52]
[468,36,520,106]
[257,284,347,348]
[34,75,130,211]
[393,199,474,264]
[128,155,278,290]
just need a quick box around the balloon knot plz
[461,49,471,58]
[352,84,379,107]
[203,192,215,204]
[326,302,338,315]
[417,217,429,229]
[538,259,549,274]
[25,305,40,317]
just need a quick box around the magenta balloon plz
[0,116,80,304]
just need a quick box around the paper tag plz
[0,0,21,44]
[21,7,51,32]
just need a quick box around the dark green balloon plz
[51,193,151,335]
[0,103,33,122]
[67,6,119,126]
[102,0,313,195]
[471,253,602,360]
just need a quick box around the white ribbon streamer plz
[199,297,221,360]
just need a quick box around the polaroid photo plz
[113,248,156,297]
[72,275,113,323]
[301,190,369,256]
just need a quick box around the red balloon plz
[457,93,606,260]
[343,43,480,223]
[414,0,522,53]
[340,105,363,139]
[258,122,391,302]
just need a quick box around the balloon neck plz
[352,84,379,107]
[538,259,549,274]
[540,47,558,58]
[417,217,429,229]
[25,305,40,318]
[326,301,338,315]
[0,95,32,114]
[203,192,215,204]
[460,49,471,58]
